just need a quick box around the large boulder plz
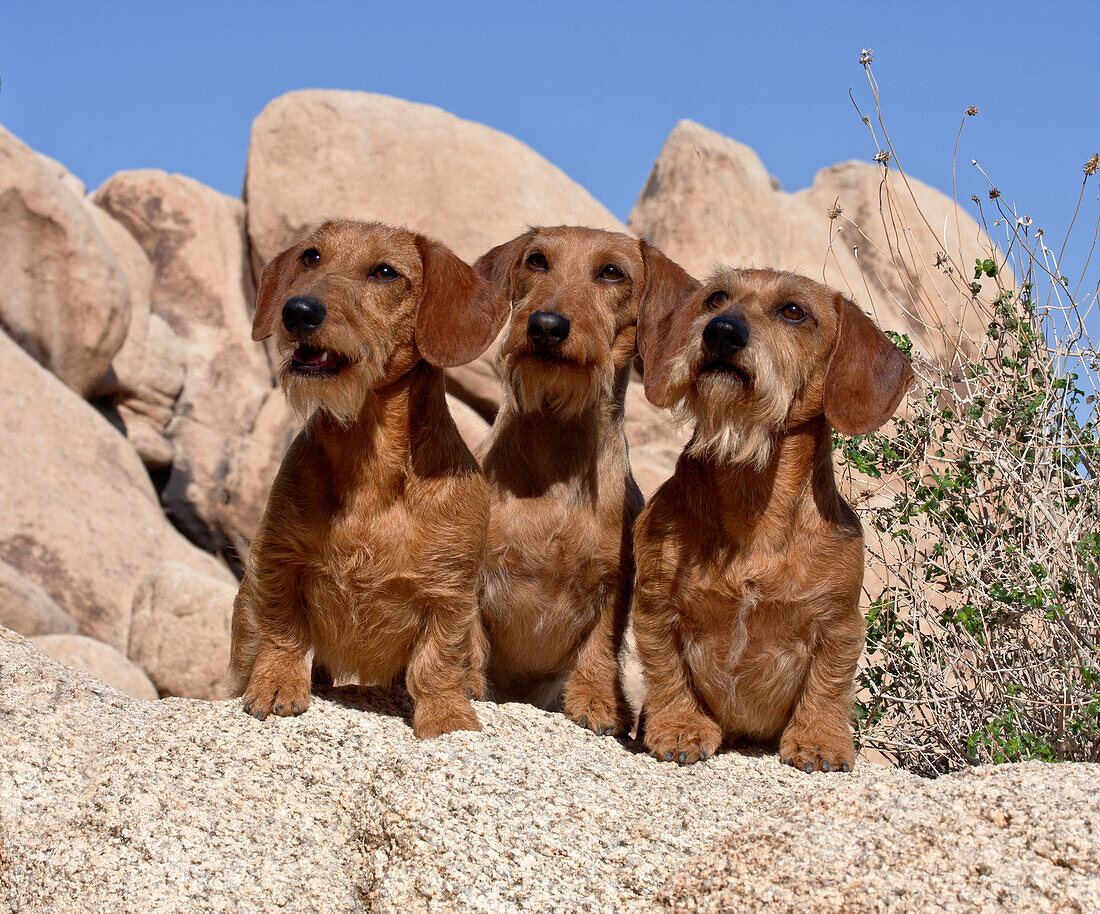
[29,634,158,701]
[218,388,301,558]
[129,562,238,700]
[99,313,186,470]
[93,170,275,553]
[244,90,626,275]
[654,764,1099,911]
[89,201,184,469]
[1,629,1096,912]
[0,330,235,651]
[628,121,991,360]
[87,202,157,398]
[797,160,996,356]
[0,126,132,396]
[628,120,862,288]
[0,561,75,637]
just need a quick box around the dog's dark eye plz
[301,248,321,267]
[526,252,548,271]
[370,264,400,282]
[779,302,807,322]
[596,263,625,283]
[706,290,729,309]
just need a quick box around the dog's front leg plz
[778,612,863,773]
[465,615,489,701]
[405,600,483,739]
[561,576,630,735]
[633,590,722,763]
[233,572,313,720]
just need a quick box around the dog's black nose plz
[282,296,326,335]
[527,311,570,350]
[703,315,749,360]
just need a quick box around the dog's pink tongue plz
[294,347,328,366]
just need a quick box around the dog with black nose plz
[230,219,508,739]
[632,268,913,771]
[472,226,698,734]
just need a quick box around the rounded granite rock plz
[2,628,1096,913]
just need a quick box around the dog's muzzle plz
[281,295,349,377]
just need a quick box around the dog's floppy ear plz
[414,236,509,368]
[824,294,915,435]
[637,241,700,408]
[474,232,532,304]
[252,246,300,342]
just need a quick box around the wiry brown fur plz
[230,220,508,739]
[633,268,914,769]
[473,226,698,734]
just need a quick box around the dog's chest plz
[677,570,815,736]
[484,492,605,589]
[479,494,610,676]
[679,549,816,666]
[303,499,422,604]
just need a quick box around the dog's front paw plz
[412,695,482,740]
[779,726,855,773]
[241,671,310,721]
[644,709,723,764]
[562,681,627,736]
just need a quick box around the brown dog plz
[229,220,508,739]
[632,268,913,769]
[473,226,698,734]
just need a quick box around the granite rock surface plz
[2,629,1095,913]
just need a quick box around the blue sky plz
[2,0,1097,328]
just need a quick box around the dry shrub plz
[830,54,1099,775]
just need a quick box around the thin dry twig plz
[833,58,1099,776]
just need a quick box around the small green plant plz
[831,58,1099,775]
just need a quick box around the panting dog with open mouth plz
[229,220,508,739]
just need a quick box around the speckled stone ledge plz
[1,628,1096,913]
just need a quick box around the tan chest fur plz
[300,494,427,684]
[676,540,855,740]
[476,401,641,704]
[259,403,488,688]
[480,488,609,679]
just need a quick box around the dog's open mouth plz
[289,345,349,377]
